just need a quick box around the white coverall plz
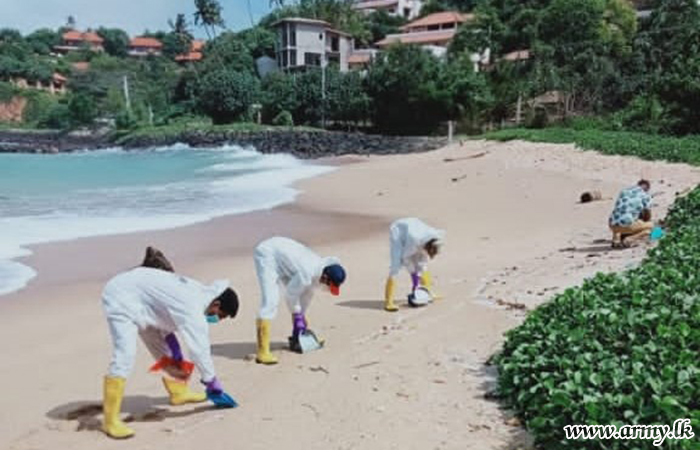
[101,267,228,382]
[389,218,444,277]
[254,237,340,320]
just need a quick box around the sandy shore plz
[2,140,698,450]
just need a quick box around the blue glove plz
[165,333,183,362]
[203,377,238,408]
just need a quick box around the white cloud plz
[0,0,271,36]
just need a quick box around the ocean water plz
[0,144,334,296]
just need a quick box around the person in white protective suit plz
[100,267,239,439]
[253,237,346,365]
[384,218,445,312]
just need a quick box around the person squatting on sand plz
[384,218,445,312]
[609,179,654,249]
[253,237,346,365]
[100,267,239,439]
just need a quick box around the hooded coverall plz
[102,267,225,381]
[100,267,227,439]
[384,218,444,311]
[253,237,339,364]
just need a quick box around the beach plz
[2,139,698,450]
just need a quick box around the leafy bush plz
[272,110,293,127]
[484,128,700,165]
[496,187,700,449]
[197,69,261,124]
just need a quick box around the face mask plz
[206,315,220,324]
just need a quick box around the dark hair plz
[638,179,651,189]
[215,288,239,318]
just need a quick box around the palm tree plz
[169,13,194,52]
[193,0,225,39]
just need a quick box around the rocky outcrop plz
[119,130,447,159]
[0,128,447,157]
[0,97,27,123]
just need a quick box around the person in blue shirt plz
[609,179,653,248]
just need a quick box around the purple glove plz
[292,313,307,338]
[165,333,183,362]
[203,377,224,395]
[411,273,420,292]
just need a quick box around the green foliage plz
[97,28,130,57]
[484,128,700,165]
[200,32,256,74]
[261,72,298,124]
[366,45,490,134]
[197,69,261,124]
[25,29,60,55]
[361,11,407,47]
[272,110,294,127]
[68,92,97,125]
[496,185,700,449]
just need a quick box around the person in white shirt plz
[101,267,239,439]
[253,237,346,365]
[384,218,445,312]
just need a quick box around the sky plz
[0,0,273,37]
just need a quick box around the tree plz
[361,11,407,47]
[68,92,97,125]
[365,45,451,134]
[26,29,60,55]
[633,0,700,133]
[66,15,77,29]
[194,0,226,39]
[165,13,194,58]
[97,28,130,57]
[200,32,256,74]
[197,69,260,123]
[261,72,299,123]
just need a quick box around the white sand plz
[2,140,698,450]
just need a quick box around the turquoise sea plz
[0,144,333,296]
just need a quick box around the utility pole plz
[320,32,326,129]
[122,75,132,113]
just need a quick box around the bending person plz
[384,218,445,312]
[254,237,346,365]
[101,267,239,439]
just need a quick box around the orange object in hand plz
[149,357,195,380]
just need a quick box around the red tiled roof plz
[402,12,472,31]
[348,53,373,64]
[129,37,163,48]
[376,29,457,47]
[62,30,104,43]
[353,0,398,9]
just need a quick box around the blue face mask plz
[206,315,220,324]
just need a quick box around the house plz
[175,40,205,63]
[128,37,163,57]
[8,73,67,95]
[352,0,423,20]
[348,48,379,70]
[273,18,353,72]
[375,11,473,49]
[54,30,104,53]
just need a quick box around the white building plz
[352,0,423,20]
[273,18,354,72]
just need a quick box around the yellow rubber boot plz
[162,377,207,406]
[384,277,399,312]
[102,376,135,439]
[420,271,442,299]
[256,319,278,365]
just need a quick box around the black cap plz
[216,288,239,319]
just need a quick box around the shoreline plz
[1,140,698,450]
